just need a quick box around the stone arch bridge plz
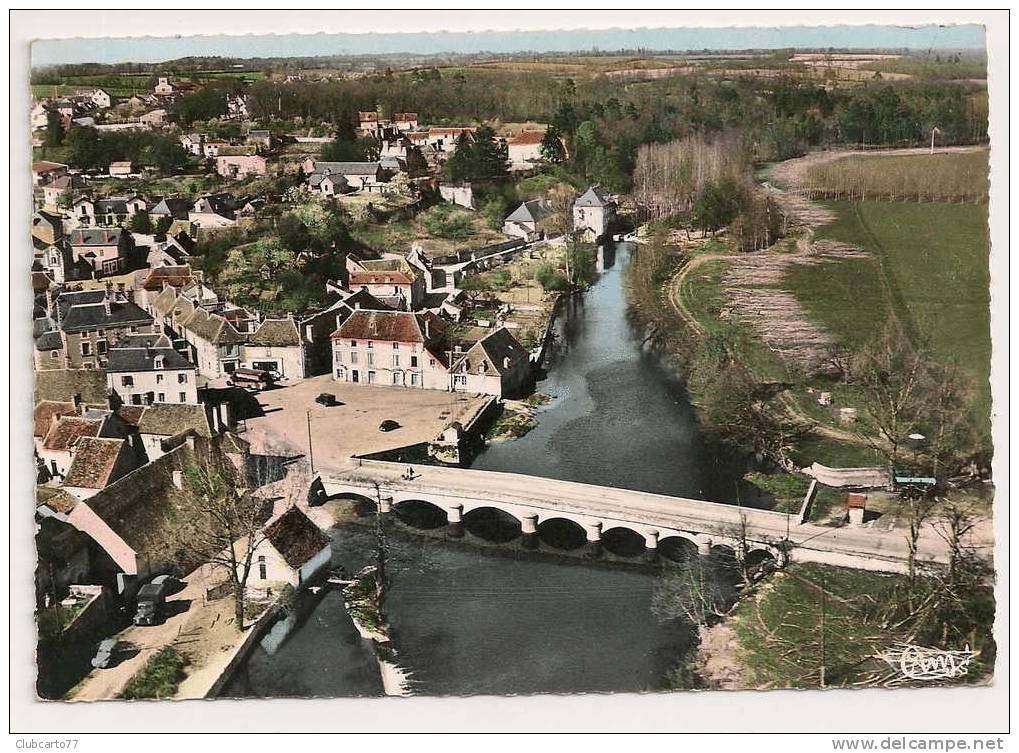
[320,459,947,574]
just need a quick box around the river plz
[224,241,745,698]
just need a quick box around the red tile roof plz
[42,417,102,451]
[141,265,194,291]
[63,437,125,489]
[508,130,546,145]
[334,310,446,345]
[845,493,868,509]
[34,401,77,439]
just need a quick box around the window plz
[178,373,187,384]
[367,352,374,366]
[429,358,435,367]
[411,356,418,368]
[121,376,134,387]
[97,340,107,354]
[156,374,164,384]
[258,555,267,580]
[393,355,400,367]
[393,372,401,385]
[350,351,358,364]
[179,392,187,402]
[80,341,91,356]
[393,342,399,350]
[157,393,165,402]
[367,341,373,349]
[410,373,418,386]
[454,374,468,387]
[50,351,58,359]
[350,340,357,347]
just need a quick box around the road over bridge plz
[320,459,970,573]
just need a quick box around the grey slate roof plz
[314,161,380,176]
[106,343,194,373]
[149,198,192,219]
[574,185,614,208]
[35,330,63,351]
[69,228,123,246]
[505,199,551,224]
[60,300,153,334]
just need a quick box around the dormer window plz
[153,355,164,369]
[350,340,357,347]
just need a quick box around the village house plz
[506,130,548,170]
[32,212,71,283]
[427,127,475,156]
[61,437,136,502]
[108,160,135,177]
[503,199,552,240]
[39,175,74,211]
[246,506,332,597]
[242,317,305,380]
[216,149,268,179]
[180,132,204,155]
[331,310,450,389]
[68,227,134,278]
[149,197,192,224]
[202,140,230,158]
[573,185,617,240]
[392,112,419,131]
[64,435,220,592]
[153,77,175,96]
[32,160,69,187]
[358,110,382,135]
[347,256,425,310]
[136,404,213,461]
[38,415,104,479]
[33,400,80,456]
[449,326,532,398]
[304,160,388,194]
[106,334,199,406]
[226,93,249,120]
[72,195,146,227]
[246,129,274,150]
[134,265,195,311]
[298,289,392,377]
[55,286,155,369]
[177,306,247,378]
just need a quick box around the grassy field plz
[802,150,989,203]
[783,192,991,439]
[350,206,506,256]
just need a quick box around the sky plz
[32,25,986,67]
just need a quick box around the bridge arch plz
[601,527,648,558]
[536,517,588,550]
[392,498,448,530]
[462,506,522,543]
[658,535,700,562]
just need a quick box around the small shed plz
[844,493,868,527]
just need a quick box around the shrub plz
[120,647,189,700]
[421,205,473,239]
[535,264,568,291]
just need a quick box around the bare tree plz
[162,447,272,628]
[854,321,927,467]
[652,556,737,626]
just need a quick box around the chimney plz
[184,434,195,450]
[424,317,430,339]
[504,356,511,370]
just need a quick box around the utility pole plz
[930,126,941,155]
[306,410,315,474]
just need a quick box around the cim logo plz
[879,643,977,681]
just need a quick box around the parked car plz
[91,638,119,669]
[316,393,338,407]
[133,578,174,626]
[379,420,400,432]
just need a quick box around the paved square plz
[239,375,487,472]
